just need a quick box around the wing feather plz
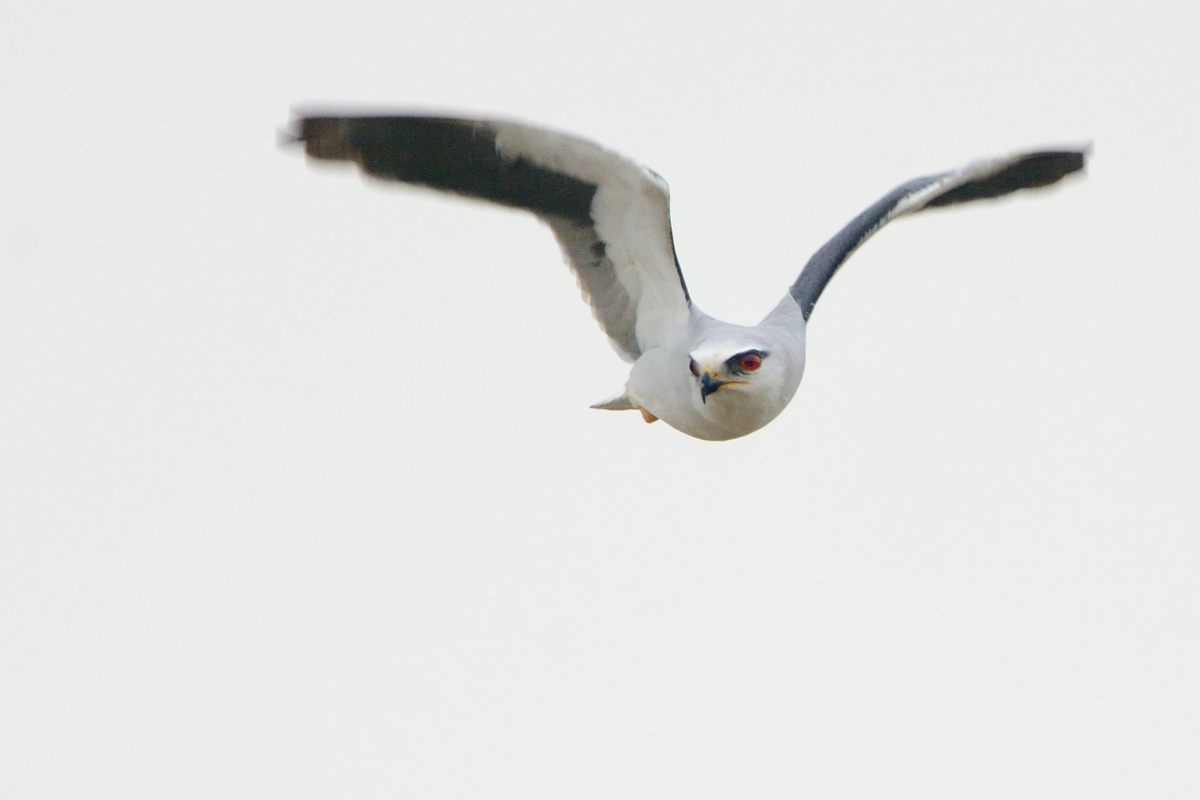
[788,147,1088,320]
[292,114,692,359]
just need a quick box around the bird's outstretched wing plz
[291,114,692,361]
[788,148,1088,320]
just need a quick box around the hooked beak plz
[700,371,723,403]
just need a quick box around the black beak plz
[700,372,723,403]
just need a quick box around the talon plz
[639,407,658,424]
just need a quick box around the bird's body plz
[291,113,1086,440]
[609,300,805,440]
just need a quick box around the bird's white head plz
[684,334,801,439]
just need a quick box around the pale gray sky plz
[3,1,1197,797]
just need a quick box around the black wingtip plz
[283,112,397,158]
[281,113,599,222]
[926,146,1090,207]
[285,116,361,160]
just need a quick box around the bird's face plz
[624,328,803,441]
[687,342,781,406]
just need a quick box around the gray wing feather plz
[548,220,641,360]
[790,148,1088,320]
[291,114,691,361]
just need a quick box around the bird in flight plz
[289,113,1086,440]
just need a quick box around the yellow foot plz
[639,407,658,424]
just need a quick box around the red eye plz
[738,353,762,372]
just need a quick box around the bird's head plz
[675,334,802,439]
[687,339,788,407]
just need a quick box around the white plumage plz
[291,113,1086,440]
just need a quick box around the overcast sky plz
[3,1,1198,798]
